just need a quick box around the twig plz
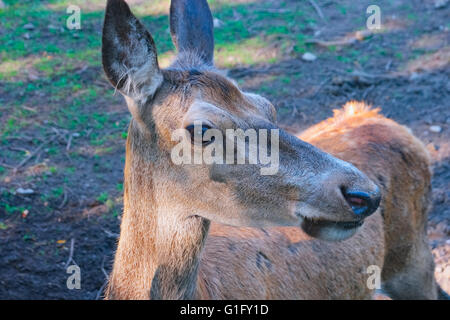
[22,106,37,113]
[385,59,392,71]
[291,105,298,118]
[63,152,74,165]
[66,134,73,151]
[307,0,325,21]
[252,7,290,13]
[2,135,41,142]
[94,80,110,88]
[310,78,329,98]
[85,129,93,138]
[306,38,357,47]
[75,65,88,74]
[330,67,405,83]
[95,256,110,300]
[51,127,68,144]
[103,228,119,238]
[13,135,57,172]
[33,152,42,165]
[362,85,375,100]
[58,188,68,209]
[350,69,400,80]
[64,238,75,269]
[95,280,108,300]
[8,146,30,153]
[0,162,15,169]
[306,30,374,47]
[101,256,109,279]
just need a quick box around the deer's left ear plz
[102,0,162,104]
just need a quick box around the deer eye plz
[186,124,215,146]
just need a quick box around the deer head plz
[102,0,380,241]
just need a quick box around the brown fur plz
[194,102,436,299]
[299,102,437,299]
[105,100,437,300]
[102,0,438,300]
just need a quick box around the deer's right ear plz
[170,0,214,65]
[102,0,162,104]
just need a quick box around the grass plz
[96,192,108,203]
[0,0,317,147]
[0,0,316,226]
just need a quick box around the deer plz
[101,0,441,299]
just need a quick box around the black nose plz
[342,187,381,218]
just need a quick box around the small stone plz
[434,0,448,9]
[302,52,317,62]
[23,23,35,30]
[409,72,419,81]
[72,132,80,138]
[23,32,30,40]
[332,76,345,85]
[429,125,442,133]
[213,18,224,28]
[16,188,34,195]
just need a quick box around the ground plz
[0,0,448,299]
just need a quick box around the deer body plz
[102,0,439,300]
[198,217,384,299]
[299,103,437,299]
[106,102,435,300]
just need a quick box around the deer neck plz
[106,126,210,300]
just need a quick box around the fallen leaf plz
[22,209,29,219]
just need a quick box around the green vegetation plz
[0,0,316,141]
[96,192,109,204]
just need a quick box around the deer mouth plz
[298,215,365,241]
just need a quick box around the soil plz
[0,0,448,299]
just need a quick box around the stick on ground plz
[13,135,57,172]
[308,0,325,21]
[64,238,75,269]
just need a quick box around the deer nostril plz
[341,187,381,217]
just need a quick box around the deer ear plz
[170,0,214,65]
[102,0,163,103]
